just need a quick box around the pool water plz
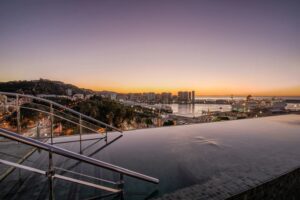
[1,114,300,199]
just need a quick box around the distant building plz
[192,91,195,104]
[37,94,73,100]
[117,94,128,101]
[216,99,228,104]
[161,92,172,104]
[286,103,300,111]
[129,93,142,102]
[66,89,72,96]
[246,100,259,111]
[0,95,7,104]
[178,91,196,103]
[178,91,189,103]
[155,93,162,102]
[232,100,258,112]
[0,95,8,113]
[85,94,94,100]
[144,92,156,102]
[73,94,84,101]
[232,101,246,112]
[270,100,287,113]
[98,91,117,100]
[110,93,117,100]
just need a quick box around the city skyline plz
[0,0,299,96]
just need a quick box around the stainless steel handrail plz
[54,166,118,185]
[2,103,109,136]
[19,105,102,135]
[0,159,121,193]
[0,92,122,133]
[0,128,159,184]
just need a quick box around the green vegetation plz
[213,116,230,122]
[3,103,48,129]
[72,96,158,129]
[73,96,135,128]
[163,120,175,126]
[0,79,91,95]
[0,80,160,131]
[144,118,153,127]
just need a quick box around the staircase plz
[0,92,159,200]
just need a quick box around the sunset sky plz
[0,0,299,96]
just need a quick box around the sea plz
[169,96,300,117]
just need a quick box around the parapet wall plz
[227,167,300,200]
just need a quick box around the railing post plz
[79,114,82,154]
[118,173,124,199]
[50,104,54,145]
[37,122,40,139]
[47,151,55,200]
[105,126,108,143]
[16,95,21,134]
[16,95,21,181]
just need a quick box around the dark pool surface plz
[1,114,300,199]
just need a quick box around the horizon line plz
[1,78,300,97]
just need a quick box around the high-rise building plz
[178,91,189,103]
[145,92,156,102]
[161,92,172,104]
[192,91,195,104]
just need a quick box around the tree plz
[144,118,153,127]
[246,95,252,101]
[163,120,174,126]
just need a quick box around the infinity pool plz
[1,114,300,199]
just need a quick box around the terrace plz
[1,111,300,199]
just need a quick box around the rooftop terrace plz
[1,114,300,199]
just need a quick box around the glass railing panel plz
[0,104,18,133]
[0,93,122,144]
[0,138,36,177]
[52,159,118,199]
[0,138,50,199]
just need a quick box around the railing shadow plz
[56,135,123,175]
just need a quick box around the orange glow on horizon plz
[80,84,300,97]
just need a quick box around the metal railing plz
[0,92,122,151]
[0,159,121,193]
[0,128,159,199]
[0,92,122,132]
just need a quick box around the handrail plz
[0,104,105,139]
[54,166,118,185]
[0,159,121,193]
[0,92,122,133]
[0,128,159,184]
[18,105,103,135]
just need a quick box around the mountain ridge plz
[0,79,93,95]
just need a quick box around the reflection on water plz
[95,114,300,199]
[192,136,220,147]
[170,103,232,117]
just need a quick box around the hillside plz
[0,79,93,95]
